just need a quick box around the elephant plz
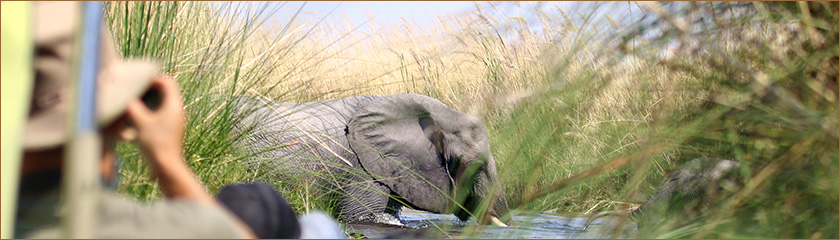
[229,93,511,226]
[582,158,742,231]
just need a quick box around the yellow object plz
[1,1,34,238]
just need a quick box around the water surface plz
[348,209,637,239]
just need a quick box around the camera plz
[140,88,161,111]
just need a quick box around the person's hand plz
[122,76,256,239]
[125,75,186,158]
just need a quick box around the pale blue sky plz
[268,1,591,30]
[262,1,474,30]
[249,1,653,44]
[305,1,476,25]
[232,1,652,33]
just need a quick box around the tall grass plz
[104,1,399,221]
[492,2,839,238]
[107,1,837,238]
[106,1,299,199]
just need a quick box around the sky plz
[262,1,476,31]
[229,1,659,33]
[304,1,477,26]
[246,1,658,48]
[267,1,590,31]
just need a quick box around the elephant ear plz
[347,94,460,213]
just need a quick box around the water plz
[348,209,637,239]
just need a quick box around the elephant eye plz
[451,158,461,172]
[443,155,460,177]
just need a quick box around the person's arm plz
[125,76,255,238]
[124,76,208,203]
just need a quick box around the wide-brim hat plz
[25,2,158,150]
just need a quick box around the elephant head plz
[347,94,511,224]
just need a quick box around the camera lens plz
[141,89,161,111]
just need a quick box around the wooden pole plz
[62,2,104,238]
[0,2,34,238]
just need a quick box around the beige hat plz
[25,2,159,150]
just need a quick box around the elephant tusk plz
[490,216,508,227]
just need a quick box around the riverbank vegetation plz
[107,1,837,238]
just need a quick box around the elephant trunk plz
[495,189,511,219]
[488,187,511,226]
[469,155,511,226]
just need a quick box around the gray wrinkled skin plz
[583,158,742,231]
[231,94,510,224]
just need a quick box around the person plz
[216,183,346,239]
[15,2,254,238]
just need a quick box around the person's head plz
[216,184,302,239]
[22,2,159,183]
